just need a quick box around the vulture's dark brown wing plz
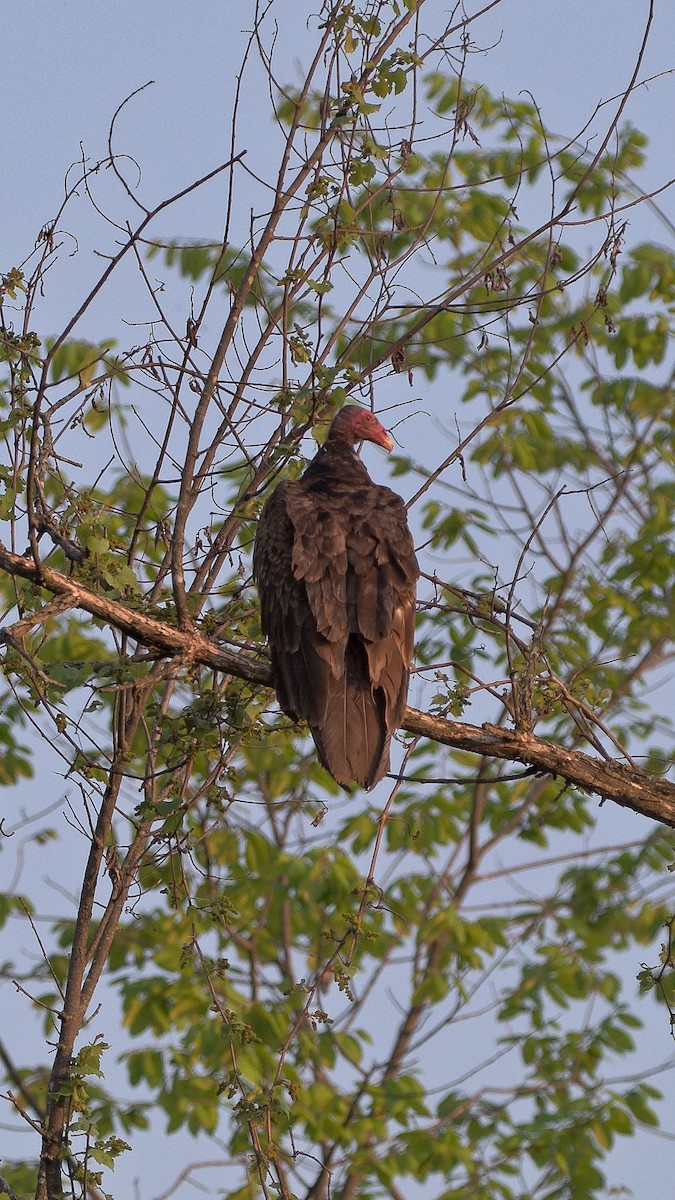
[254,472,418,789]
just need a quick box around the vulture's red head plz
[328,405,394,452]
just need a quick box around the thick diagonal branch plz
[1,544,673,828]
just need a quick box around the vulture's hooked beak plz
[369,425,394,453]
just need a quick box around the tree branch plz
[1,543,672,828]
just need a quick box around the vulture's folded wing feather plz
[253,417,418,789]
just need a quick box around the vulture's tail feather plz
[310,638,389,789]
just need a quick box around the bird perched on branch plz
[253,405,418,789]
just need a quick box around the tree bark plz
[1,544,673,828]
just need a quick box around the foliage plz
[0,3,674,1200]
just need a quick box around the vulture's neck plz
[303,439,371,487]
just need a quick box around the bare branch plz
[1,544,671,827]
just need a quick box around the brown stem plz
[2,545,673,831]
[35,680,150,1200]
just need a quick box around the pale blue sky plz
[2,3,674,1198]
[3,1,674,264]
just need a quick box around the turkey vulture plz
[253,406,418,789]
